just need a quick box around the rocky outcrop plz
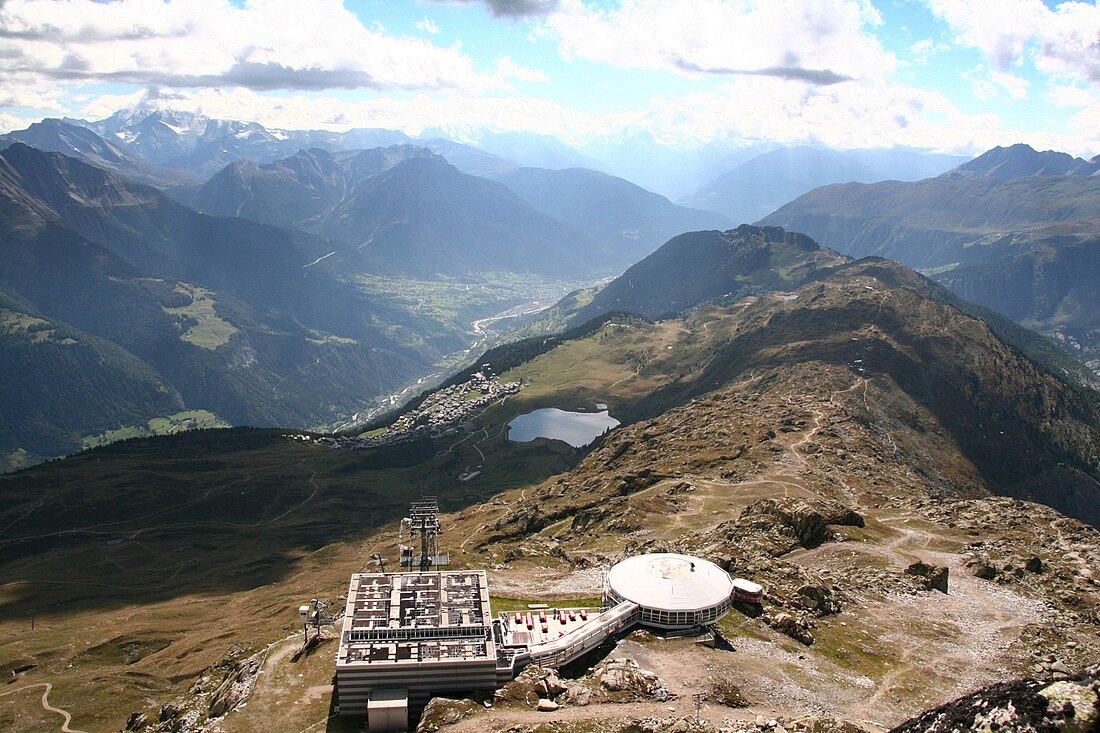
[595,657,671,699]
[792,584,842,615]
[763,611,815,646]
[476,714,872,733]
[737,497,865,554]
[889,664,1100,732]
[498,656,676,709]
[121,644,265,733]
[417,698,479,732]
[740,498,830,550]
[904,561,949,594]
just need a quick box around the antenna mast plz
[402,496,449,571]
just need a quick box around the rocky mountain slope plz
[522,226,1089,389]
[567,225,846,323]
[760,144,1100,378]
[936,233,1100,376]
[2,232,1098,732]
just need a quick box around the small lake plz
[507,408,620,448]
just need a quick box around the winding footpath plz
[0,683,87,733]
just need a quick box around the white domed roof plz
[606,553,732,613]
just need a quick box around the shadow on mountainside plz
[639,275,1100,529]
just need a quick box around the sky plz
[1,0,1100,156]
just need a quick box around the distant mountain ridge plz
[0,143,438,461]
[196,146,607,278]
[0,118,198,189]
[492,166,733,262]
[679,145,968,224]
[760,143,1100,378]
[45,106,975,204]
[949,143,1100,179]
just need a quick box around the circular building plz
[603,553,734,630]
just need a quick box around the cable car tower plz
[400,497,450,571]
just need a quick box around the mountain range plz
[0,131,738,464]
[43,107,973,205]
[0,142,438,461]
[0,117,198,190]
[761,143,1100,378]
[194,146,610,278]
[679,145,969,224]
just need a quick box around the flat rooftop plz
[338,570,494,666]
[500,607,602,647]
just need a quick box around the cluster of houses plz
[310,369,521,451]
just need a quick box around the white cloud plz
[1047,84,1095,108]
[1067,103,1100,149]
[925,0,1100,84]
[417,16,442,34]
[637,74,1100,155]
[62,73,1099,160]
[0,83,67,113]
[541,0,894,84]
[495,56,549,83]
[907,38,948,66]
[0,0,500,92]
[964,64,1030,100]
[73,85,634,139]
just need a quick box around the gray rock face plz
[417,697,478,732]
[597,657,662,694]
[889,664,1100,732]
[740,498,830,549]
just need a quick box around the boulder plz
[967,560,998,580]
[794,584,841,615]
[592,657,673,701]
[789,716,871,732]
[158,702,180,722]
[599,658,660,693]
[537,698,560,712]
[125,712,148,731]
[904,562,949,594]
[417,697,478,732]
[536,669,566,696]
[767,612,815,646]
[560,681,594,706]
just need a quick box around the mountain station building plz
[335,553,748,731]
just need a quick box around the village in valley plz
[302,368,522,451]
